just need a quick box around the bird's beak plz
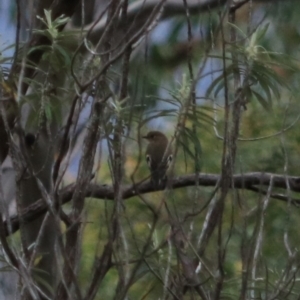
[142,136,148,139]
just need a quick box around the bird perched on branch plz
[143,131,173,188]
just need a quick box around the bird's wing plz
[166,154,173,168]
[146,154,151,168]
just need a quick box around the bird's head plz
[143,131,168,143]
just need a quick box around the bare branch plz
[4,172,300,236]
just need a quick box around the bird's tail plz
[151,170,167,188]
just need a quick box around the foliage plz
[1,1,300,300]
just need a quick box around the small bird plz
[143,131,173,187]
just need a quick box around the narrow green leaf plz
[252,90,271,111]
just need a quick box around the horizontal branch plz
[85,0,227,44]
[85,0,283,45]
[5,172,300,236]
[86,0,227,44]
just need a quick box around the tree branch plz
[5,172,300,236]
[84,0,285,45]
[85,0,227,45]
